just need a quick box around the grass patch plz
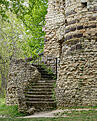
[54,110,97,121]
[0,98,97,120]
[67,110,97,120]
[0,115,97,121]
[0,98,26,118]
[1,109,97,121]
[0,118,65,121]
[58,105,97,109]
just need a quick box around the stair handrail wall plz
[25,54,58,80]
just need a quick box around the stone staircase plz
[24,65,56,112]
[33,64,56,80]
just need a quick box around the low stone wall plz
[6,59,41,112]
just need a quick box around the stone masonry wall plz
[44,0,65,57]
[56,0,97,107]
[6,59,41,112]
[64,0,97,43]
[44,0,97,107]
[6,0,97,110]
[56,39,97,107]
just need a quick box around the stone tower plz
[44,0,97,107]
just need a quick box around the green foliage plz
[0,0,9,21]
[21,0,48,57]
[0,98,26,117]
[0,12,26,93]
[52,83,56,102]
[0,0,48,94]
[41,64,54,74]
[0,0,48,57]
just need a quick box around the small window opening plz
[81,2,87,8]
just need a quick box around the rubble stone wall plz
[56,39,97,107]
[44,0,65,57]
[44,0,97,107]
[6,59,41,112]
[6,0,97,109]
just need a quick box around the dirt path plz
[22,109,66,118]
[21,108,97,118]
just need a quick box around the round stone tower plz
[56,0,97,107]
[64,0,97,43]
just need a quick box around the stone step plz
[24,78,56,111]
[26,85,54,88]
[41,77,54,80]
[24,91,53,94]
[26,101,56,112]
[37,69,52,73]
[25,98,54,101]
[31,83,55,87]
[24,88,53,92]
[34,82,55,84]
[42,74,55,76]
[26,101,56,104]
[36,81,55,84]
[40,74,53,76]
[24,92,53,95]
[41,78,56,80]
[25,95,53,98]
[38,80,56,83]
[38,73,52,76]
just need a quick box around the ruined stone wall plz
[44,0,97,107]
[6,59,41,112]
[56,0,97,107]
[44,0,65,57]
[64,0,97,43]
[6,0,97,110]
[56,39,97,107]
